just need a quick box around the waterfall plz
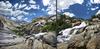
[59,28,74,37]
[73,21,87,29]
[57,21,87,43]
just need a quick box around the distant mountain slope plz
[0,16,20,30]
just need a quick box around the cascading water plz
[57,21,87,43]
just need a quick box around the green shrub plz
[41,14,72,33]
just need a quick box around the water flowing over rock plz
[57,21,87,43]
[57,17,100,49]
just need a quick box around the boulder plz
[33,39,56,49]
[57,43,68,49]
[67,33,86,49]
[42,32,57,47]
[87,33,100,49]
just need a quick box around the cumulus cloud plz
[42,0,56,15]
[63,12,75,17]
[91,0,100,4]
[18,4,27,9]
[0,1,29,21]
[0,1,12,9]
[0,9,12,16]
[0,0,40,21]
[42,0,50,6]
[5,1,12,8]
[57,0,84,11]
[47,4,56,15]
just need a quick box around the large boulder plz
[33,39,56,49]
[23,32,57,49]
[42,32,57,47]
[87,33,100,49]
[57,43,68,49]
[66,33,86,49]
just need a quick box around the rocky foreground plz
[0,14,100,49]
[1,22,100,49]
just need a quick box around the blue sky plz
[0,0,100,22]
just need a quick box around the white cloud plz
[48,10,56,15]
[91,0,100,4]
[75,0,84,4]
[0,1,12,9]
[0,8,12,16]
[24,6,31,10]
[24,5,40,10]
[91,7,99,11]
[0,1,29,21]
[26,0,40,10]
[6,1,12,8]
[14,3,19,8]
[24,18,28,21]
[13,0,38,10]
[63,12,75,17]
[30,5,40,9]
[12,10,29,17]
[42,0,50,6]
[29,0,36,4]
[57,0,84,11]
[14,3,27,9]
[96,10,100,15]
[42,0,57,15]
[41,8,45,11]
[11,17,16,20]
[43,0,56,15]
[47,4,56,15]
[18,4,27,9]
[16,15,25,20]
[23,18,30,22]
